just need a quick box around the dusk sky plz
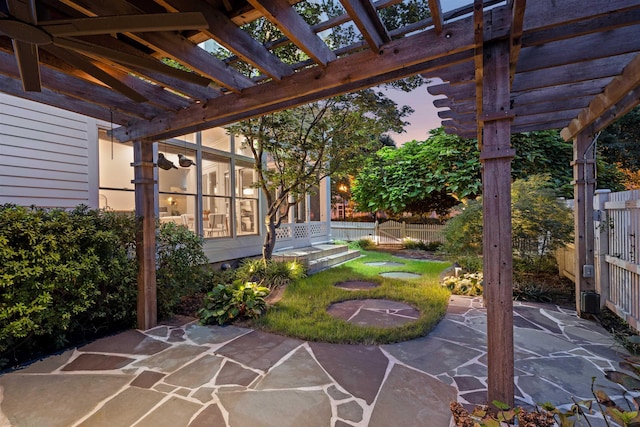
[383,81,445,145]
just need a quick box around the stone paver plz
[0,296,633,427]
[327,298,420,328]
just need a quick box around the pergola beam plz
[562,53,640,140]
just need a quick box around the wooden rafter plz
[246,0,336,66]
[427,0,443,34]
[561,53,640,140]
[339,0,390,52]
[163,0,292,80]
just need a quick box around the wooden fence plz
[594,189,640,330]
[331,220,445,245]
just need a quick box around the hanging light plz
[157,152,177,170]
[178,153,194,167]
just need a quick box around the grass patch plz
[250,250,451,345]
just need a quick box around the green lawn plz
[251,250,451,345]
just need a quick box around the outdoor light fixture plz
[158,153,177,170]
[178,153,194,167]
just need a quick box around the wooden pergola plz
[1,0,639,407]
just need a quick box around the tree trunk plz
[263,215,277,260]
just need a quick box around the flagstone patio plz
[0,296,632,427]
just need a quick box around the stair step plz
[308,249,361,274]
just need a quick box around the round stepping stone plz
[335,280,380,290]
[379,271,420,279]
[364,261,404,267]
[327,299,420,328]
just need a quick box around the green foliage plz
[199,282,269,325]
[510,130,574,198]
[0,205,210,369]
[228,90,410,259]
[349,238,374,250]
[0,205,138,366]
[442,175,574,266]
[353,128,480,216]
[441,273,483,296]
[511,174,574,260]
[402,238,441,251]
[234,258,306,290]
[600,106,640,172]
[441,199,484,256]
[156,222,210,318]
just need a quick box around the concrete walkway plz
[0,296,631,427]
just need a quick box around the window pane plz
[202,127,230,151]
[158,146,197,195]
[204,197,230,238]
[234,135,253,157]
[99,189,134,212]
[235,161,256,197]
[202,152,230,197]
[99,129,134,190]
[236,198,258,235]
[309,187,321,222]
[159,194,196,224]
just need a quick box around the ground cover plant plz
[250,250,451,344]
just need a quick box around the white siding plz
[0,94,100,208]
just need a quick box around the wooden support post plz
[133,140,157,330]
[572,132,597,316]
[481,38,515,407]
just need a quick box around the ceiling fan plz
[0,0,210,101]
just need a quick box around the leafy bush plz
[156,222,210,317]
[0,205,210,369]
[441,272,483,296]
[235,258,306,290]
[441,199,483,256]
[0,205,138,367]
[452,255,483,274]
[350,238,374,250]
[442,175,573,268]
[199,282,269,325]
[403,238,442,251]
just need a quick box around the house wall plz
[0,93,99,208]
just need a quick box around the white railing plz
[331,220,446,244]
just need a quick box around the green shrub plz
[235,258,306,290]
[199,282,269,325]
[350,238,374,250]
[403,238,442,251]
[452,255,483,273]
[442,175,573,267]
[441,272,483,296]
[156,222,210,318]
[0,205,138,366]
[0,205,210,369]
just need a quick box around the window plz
[235,161,258,235]
[158,144,197,231]
[202,127,230,151]
[202,152,231,238]
[98,129,134,212]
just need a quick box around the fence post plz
[401,221,407,241]
[593,189,611,308]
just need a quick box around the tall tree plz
[599,106,640,189]
[352,127,621,217]
[228,90,410,259]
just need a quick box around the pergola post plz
[133,140,157,330]
[572,132,596,316]
[481,38,515,407]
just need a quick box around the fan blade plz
[41,12,208,37]
[53,37,211,87]
[42,44,147,103]
[12,39,41,91]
